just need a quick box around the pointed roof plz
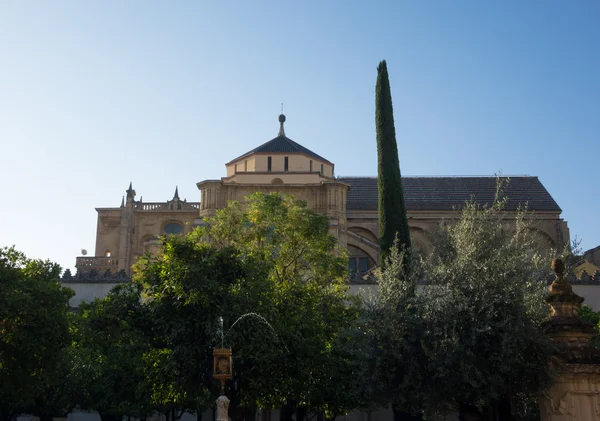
[126,182,135,198]
[227,114,332,164]
[173,186,180,200]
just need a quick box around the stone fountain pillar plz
[539,258,600,420]
[213,347,233,421]
[216,395,230,421]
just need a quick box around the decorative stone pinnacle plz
[173,186,180,200]
[278,114,286,137]
[126,182,136,199]
[552,258,565,275]
[549,258,573,295]
[543,257,600,364]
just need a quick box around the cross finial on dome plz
[278,113,286,137]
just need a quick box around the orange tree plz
[0,247,73,421]
[190,192,363,421]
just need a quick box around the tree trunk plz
[279,402,296,421]
[295,406,307,421]
[228,404,244,421]
[98,412,124,421]
[458,403,483,421]
[498,397,512,421]
[391,405,422,421]
[245,407,257,421]
[0,411,15,421]
[165,408,184,421]
[0,405,16,421]
[480,397,513,421]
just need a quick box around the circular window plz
[164,222,183,235]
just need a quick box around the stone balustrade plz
[134,202,200,211]
[76,256,119,270]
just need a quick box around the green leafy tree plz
[133,240,263,421]
[74,283,154,421]
[579,305,600,349]
[365,181,556,421]
[0,247,74,421]
[194,192,362,421]
[25,314,80,421]
[361,242,427,421]
[197,192,348,286]
[420,186,555,421]
[376,60,411,265]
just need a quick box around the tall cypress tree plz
[376,60,411,266]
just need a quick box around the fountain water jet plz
[223,312,278,342]
[213,313,278,421]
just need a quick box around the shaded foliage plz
[133,241,260,417]
[0,247,74,421]
[579,305,600,349]
[74,283,154,421]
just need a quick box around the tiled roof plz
[229,135,331,164]
[338,176,561,212]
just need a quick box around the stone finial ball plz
[552,258,565,274]
[279,114,286,123]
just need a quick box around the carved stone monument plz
[539,258,600,420]
[216,395,230,421]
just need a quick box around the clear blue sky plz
[1,1,598,272]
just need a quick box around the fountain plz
[212,314,278,421]
[213,317,232,421]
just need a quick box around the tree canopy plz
[73,283,154,421]
[192,192,362,420]
[0,186,564,421]
[365,183,555,421]
[0,247,74,421]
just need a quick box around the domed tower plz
[196,114,349,245]
[221,114,335,184]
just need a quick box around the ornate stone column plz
[213,347,232,421]
[539,258,600,420]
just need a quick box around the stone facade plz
[70,115,573,304]
[84,184,200,276]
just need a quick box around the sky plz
[0,1,598,272]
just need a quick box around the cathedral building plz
[67,114,571,304]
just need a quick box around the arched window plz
[104,249,111,257]
[164,222,183,235]
[347,245,375,279]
